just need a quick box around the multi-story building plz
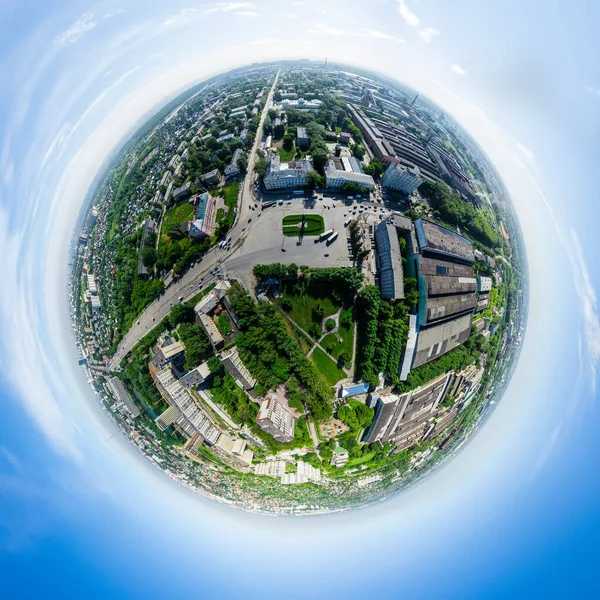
[296,126,310,150]
[382,163,423,194]
[281,97,322,110]
[179,362,211,389]
[220,347,257,391]
[187,192,217,240]
[375,213,412,300]
[330,446,349,468]
[199,169,220,187]
[324,159,375,191]
[224,148,243,178]
[263,155,314,190]
[108,377,140,418]
[151,340,185,369]
[173,182,192,201]
[256,392,296,443]
[362,374,451,445]
[153,366,221,444]
[199,314,224,349]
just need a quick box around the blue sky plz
[1,1,599,597]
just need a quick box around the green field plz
[282,290,340,333]
[278,145,296,161]
[162,202,194,233]
[319,306,354,365]
[310,346,346,388]
[282,214,325,237]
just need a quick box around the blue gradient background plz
[1,1,599,597]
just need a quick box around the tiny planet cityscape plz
[70,60,527,515]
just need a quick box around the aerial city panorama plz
[71,61,526,514]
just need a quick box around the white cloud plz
[397,0,420,27]
[308,25,405,43]
[163,8,199,27]
[583,85,600,99]
[568,230,600,390]
[419,26,439,43]
[396,1,439,43]
[516,141,535,163]
[364,29,406,43]
[234,11,260,17]
[206,2,257,13]
[450,63,467,76]
[53,12,97,46]
[0,447,21,471]
[283,12,299,19]
[308,24,345,36]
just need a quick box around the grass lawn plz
[346,451,376,468]
[162,202,194,233]
[310,346,346,388]
[278,144,295,161]
[217,312,233,336]
[317,306,354,365]
[282,214,324,237]
[220,182,240,206]
[279,312,312,354]
[282,289,340,333]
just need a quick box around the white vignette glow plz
[0,1,598,589]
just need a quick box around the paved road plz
[109,71,280,370]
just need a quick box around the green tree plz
[312,302,325,322]
[255,156,267,178]
[325,318,336,332]
[141,246,157,269]
[310,148,328,172]
[306,170,324,189]
[283,133,295,151]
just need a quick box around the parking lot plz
[222,194,391,289]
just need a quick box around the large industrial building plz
[402,219,477,375]
[376,214,478,380]
[427,141,480,205]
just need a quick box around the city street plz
[108,71,280,369]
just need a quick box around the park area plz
[282,214,325,237]
[162,201,194,234]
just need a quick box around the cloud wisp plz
[396,0,439,42]
[450,64,467,76]
[53,12,97,46]
[308,24,405,43]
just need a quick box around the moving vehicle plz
[293,190,303,195]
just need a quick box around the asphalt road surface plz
[108,71,280,370]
